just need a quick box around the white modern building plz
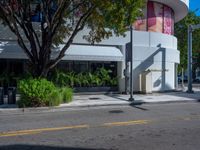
[0,0,189,93]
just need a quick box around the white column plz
[117,45,126,93]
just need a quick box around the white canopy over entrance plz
[0,41,123,62]
[57,44,123,62]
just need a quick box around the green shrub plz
[60,87,73,103]
[48,89,62,106]
[18,78,60,107]
[49,68,118,88]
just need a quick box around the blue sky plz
[189,0,200,16]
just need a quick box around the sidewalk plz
[0,87,200,113]
[60,88,200,108]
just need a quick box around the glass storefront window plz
[90,62,103,73]
[132,6,147,31]
[79,61,88,73]
[164,6,173,35]
[0,60,24,75]
[56,61,117,77]
[148,1,163,33]
[133,1,175,35]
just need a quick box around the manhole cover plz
[89,97,101,100]
[109,110,124,113]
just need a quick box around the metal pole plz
[129,26,134,101]
[181,67,184,89]
[187,25,193,93]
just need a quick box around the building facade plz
[0,0,189,93]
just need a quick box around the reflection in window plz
[148,1,163,33]
[164,6,173,35]
[90,62,103,73]
[56,61,117,77]
[133,1,174,35]
[132,5,147,31]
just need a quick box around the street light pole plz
[186,24,200,93]
[187,25,193,93]
[129,25,134,101]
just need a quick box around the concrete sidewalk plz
[0,88,200,113]
[61,89,200,108]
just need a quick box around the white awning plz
[0,42,124,62]
[61,44,124,62]
[0,41,27,59]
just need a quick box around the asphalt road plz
[0,102,200,150]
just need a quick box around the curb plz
[0,99,199,115]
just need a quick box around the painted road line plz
[0,120,150,138]
[103,120,150,127]
[0,131,41,137]
[0,125,89,138]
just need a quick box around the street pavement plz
[0,102,200,150]
[0,86,200,149]
[0,86,200,114]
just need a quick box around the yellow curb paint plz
[103,120,150,127]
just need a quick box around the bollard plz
[0,87,4,105]
[8,87,16,104]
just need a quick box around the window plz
[133,1,175,35]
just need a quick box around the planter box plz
[74,86,118,93]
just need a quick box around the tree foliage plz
[0,0,144,77]
[174,11,200,73]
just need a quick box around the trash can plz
[8,87,16,104]
[0,87,4,105]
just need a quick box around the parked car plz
[177,75,188,83]
[194,76,200,83]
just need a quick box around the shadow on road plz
[106,94,149,111]
[0,144,107,150]
[105,94,128,102]
[129,102,149,111]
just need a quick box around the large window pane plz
[164,6,173,35]
[133,5,147,31]
[148,1,163,33]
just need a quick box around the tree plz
[174,11,200,74]
[0,0,144,77]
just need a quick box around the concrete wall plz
[129,31,179,92]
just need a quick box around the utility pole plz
[129,25,134,101]
[187,25,193,93]
[187,24,200,93]
[128,26,142,105]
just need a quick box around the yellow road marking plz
[0,120,150,138]
[0,125,89,137]
[0,131,41,137]
[103,120,150,127]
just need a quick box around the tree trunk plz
[30,50,51,78]
[30,63,50,78]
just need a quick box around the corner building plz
[0,0,189,93]
[71,0,189,93]
[129,0,189,92]
[127,0,189,92]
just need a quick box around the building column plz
[117,45,126,93]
